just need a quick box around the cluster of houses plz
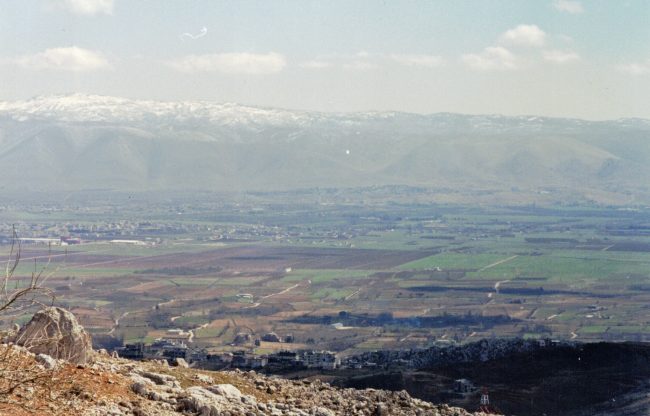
[116,338,340,372]
[1,218,199,246]
[116,333,565,381]
[115,337,486,400]
[223,349,339,371]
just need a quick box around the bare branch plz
[0,226,57,318]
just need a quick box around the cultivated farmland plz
[2,190,650,355]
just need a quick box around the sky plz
[0,0,649,120]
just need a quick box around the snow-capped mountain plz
[2,93,642,132]
[0,94,648,203]
[0,94,319,126]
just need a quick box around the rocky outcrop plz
[12,307,93,364]
[121,364,495,416]
[0,310,497,415]
[0,340,497,416]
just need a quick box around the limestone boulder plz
[13,307,93,364]
[35,353,58,370]
[177,386,228,416]
[206,384,242,401]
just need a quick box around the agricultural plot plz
[3,197,650,355]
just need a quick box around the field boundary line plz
[478,255,519,272]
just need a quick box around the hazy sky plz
[1,0,649,119]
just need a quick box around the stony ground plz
[0,344,496,416]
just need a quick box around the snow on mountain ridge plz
[0,94,321,126]
[1,94,649,131]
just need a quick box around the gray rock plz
[177,386,228,416]
[311,407,335,416]
[194,373,214,384]
[139,371,179,387]
[13,307,93,364]
[129,372,156,386]
[131,382,150,397]
[35,353,58,369]
[207,384,242,400]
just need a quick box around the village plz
[116,335,341,372]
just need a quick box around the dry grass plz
[0,345,135,415]
[0,345,279,415]
[0,344,56,414]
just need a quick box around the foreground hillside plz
[0,344,493,416]
[0,307,493,416]
[1,94,649,204]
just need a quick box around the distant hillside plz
[1,94,649,204]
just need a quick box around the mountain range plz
[1,94,649,204]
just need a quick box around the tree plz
[1,226,55,317]
[0,226,59,412]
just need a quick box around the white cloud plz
[389,54,445,68]
[330,52,376,70]
[168,52,286,74]
[543,49,580,63]
[299,60,333,69]
[553,0,584,14]
[55,0,114,16]
[617,60,650,75]
[342,60,377,71]
[15,46,110,71]
[500,24,547,47]
[462,46,518,71]
[299,53,377,71]
[300,53,445,71]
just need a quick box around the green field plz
[400,253,508,271]
[5,196,650,352]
